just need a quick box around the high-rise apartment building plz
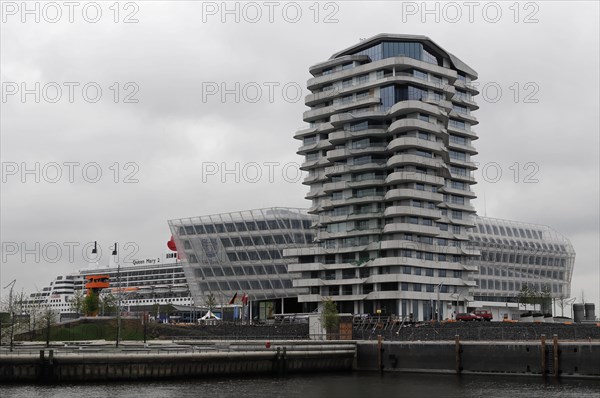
[285,34,480,320]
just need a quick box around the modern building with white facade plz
[284,34,481,320]
[469,217,575,320]
[20,215,574,322]
[168,208,314,318]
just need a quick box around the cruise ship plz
[22,252,193,315]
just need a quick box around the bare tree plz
[100,293,117,316]
[70,289,85,316]
[40,307,57,347]
[556,295,576,317]
[0,284,29,348]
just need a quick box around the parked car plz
[473,309,493,321]
[455,313,482,321]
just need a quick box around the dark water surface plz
[2,372,599,398]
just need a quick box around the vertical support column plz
[249,301,253,325]
[455,335,461,374]
[377,335,383,373]
[282,347,287,376]
[552,334,559,378]
[540,334,546,376]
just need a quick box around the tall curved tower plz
[286,34,480,320]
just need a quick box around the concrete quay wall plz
[0,342,355,383]
[356,339,600,377]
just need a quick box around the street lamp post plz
[113,243,121,348]
[436,282,444,321]
[93,242,121,347]
[143,312,147,344]
[451,291,463,319]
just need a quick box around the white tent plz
[200,310,221,320]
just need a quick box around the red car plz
[473,309,493,321]
[456,313,482,321]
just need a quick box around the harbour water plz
[2,372,599,398]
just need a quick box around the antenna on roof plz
[483,190,487,217]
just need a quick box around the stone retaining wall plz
[353,322,600,341]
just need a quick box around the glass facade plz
[380,85,430,111]
[468,217,575,299]
[353,41,440,65]
[168,208,314,305]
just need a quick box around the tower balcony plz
[387,154,445,170]
[384,188,443,202]
[387,137,447,155]
[384,206,442,219]
[385,171,445,186]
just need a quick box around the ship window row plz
[479,250,567,267]
[199,279,293,293]
[102,274,185,282]
[120,269,183,276]
[178,219,311,235]
[107,280,188,288]
[121,297,190,303]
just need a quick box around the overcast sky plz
[1,1,598,309]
